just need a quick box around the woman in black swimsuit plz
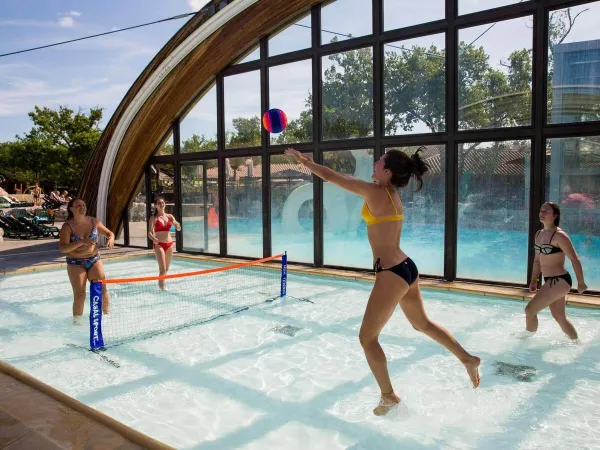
[525,202,587,339]
[285,147,480,416]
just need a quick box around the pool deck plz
[0,238,598,449]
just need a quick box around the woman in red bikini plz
[148,196,181,290]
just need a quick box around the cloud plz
[69,11,82,17]
[58,16,74,28]
[188,0,205,11]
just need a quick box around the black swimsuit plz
[374,257,419,286]
[534,230,572,288]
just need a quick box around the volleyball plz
[262,108,288,133]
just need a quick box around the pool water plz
[183,219,600,289]
[1,257,600,449]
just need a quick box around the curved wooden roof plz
[79,0,321,232]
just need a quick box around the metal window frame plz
[114,0,600,292]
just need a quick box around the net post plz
[280,252,287,297]
[89,280,105,350]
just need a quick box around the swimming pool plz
[1,257,600,449]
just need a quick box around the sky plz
[0,0,597,142]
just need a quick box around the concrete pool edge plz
[0,360,174,450]
[1,250,597,309]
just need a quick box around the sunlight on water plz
[1,257,600,449]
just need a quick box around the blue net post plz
[280,252,287,297]
[89,281,105,350]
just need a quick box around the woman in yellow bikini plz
[285,147,480,416]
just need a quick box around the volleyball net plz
[89,253,287,350]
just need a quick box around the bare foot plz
[463,356,481,388]
[159,279,165,291]
[373,392,400,416]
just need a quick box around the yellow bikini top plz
[361,188,404,226]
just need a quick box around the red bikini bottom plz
[154,241,174,251]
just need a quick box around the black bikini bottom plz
[543,272,572,288]
[374,257,419,286]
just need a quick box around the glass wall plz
[181,160,220,254]
[123,1,600,290]
[129,175,148,247]
[386,146,445,276]
[226,156,263,257]
[547,136,600,291]
[322,149,372,268]
[457,140,531,282]
[270,153,314,263]
[149,163,177,247]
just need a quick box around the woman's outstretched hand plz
[285,148,313,164]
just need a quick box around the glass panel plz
[322,47,373,140]
[225,71,261,149]
[269,60,312,145]
[547,136,600,290]
[459,0,529,15]
[269,13,311,57]
[386,146,445,276]
[150,164,177,247]
[226,156,263,257]
[234,45,259,65]
[548,2,600,124]
[384,33,446,135]
[457,140,531,282]
[181,160,220,254]
[321,0,372,45]
[322,149,373,268]
[180,85,217,153]
[154,133,174,156]
[384,0,444,31]
[458,17,532,130]
[115,226,124,246]
[270,153,314,263]
[129,174,148,247]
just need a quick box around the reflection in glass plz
[384,33,446,135]
[384,0,444,31]
[150,164,177,247]
[226,157,263,257]
[386,146,445,276]
[181,161,220,254]
[547,136,600,290]
[459,0,528,15]
[271,153,314,263]
[322,149,372,268]
[269,13,311,57]
[459,17,532,130]
[457,140,531,282]
[321,0,372,45]
[322,47,373,140]
[155,133,174,156]
[225,71,261,149]
[128,175,148,247]
[115,226,124,245]
[269,60,312,145]
[180,85,217,153]
[548,2,600,124]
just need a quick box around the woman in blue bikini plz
[59,198,115,323]
[285,147,480,416]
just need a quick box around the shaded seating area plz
[0,209,60,239]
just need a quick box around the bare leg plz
[359,271,409,416]
[67,264,87,322]
[548,296,578,339]
[164,244,174,274]
[399,278,480,388]
[88,260,110,314]
[525,279,571,334]
[153,245,167,290]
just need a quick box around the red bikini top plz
[154,216,172,232]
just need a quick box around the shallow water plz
[1,257,600,449]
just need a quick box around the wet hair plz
[544,201,561,226]
[67,197,84,220]
[384,147,429,191]
[154,196,165,216]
